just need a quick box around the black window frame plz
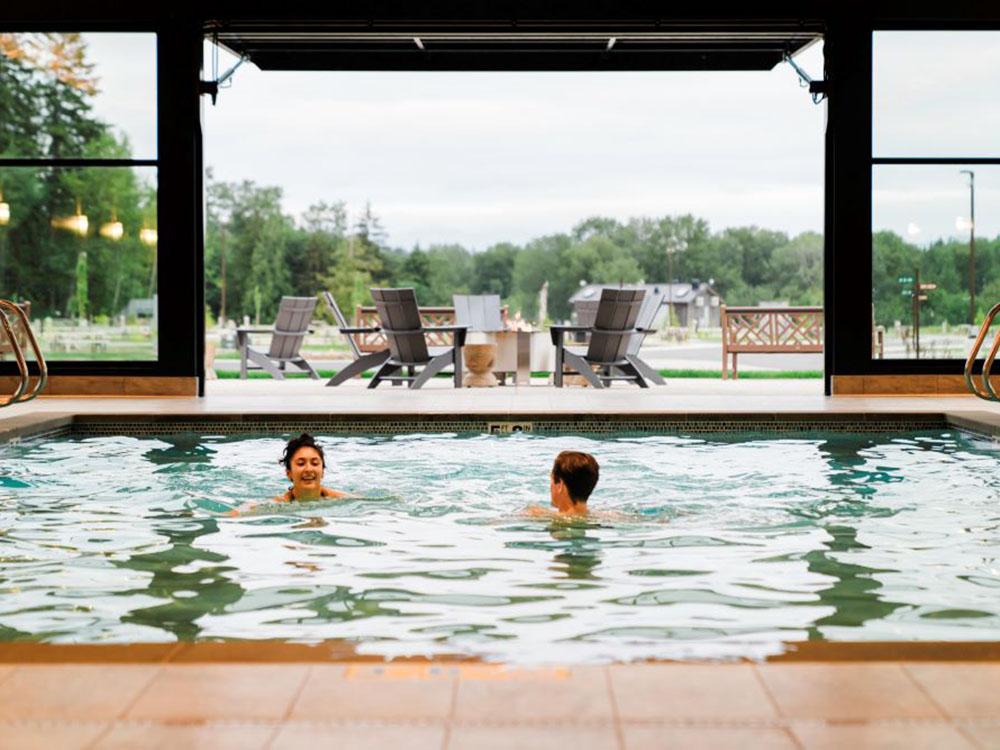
[864,23,1000,376]
[0,20,203,383]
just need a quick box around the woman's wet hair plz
[280,433,326,471]
[552,451,600,503]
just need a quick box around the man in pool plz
[275,433,350,502]
[528,450,599,517]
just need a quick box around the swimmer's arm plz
[321,486,353,499]
[523,505,556,518]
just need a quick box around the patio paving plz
[0,657,995,749]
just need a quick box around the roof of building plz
[568,282,719,305]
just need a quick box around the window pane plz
[873,31,1000,157]
[0,166,158,361]
[0,33,156,159]
[872,164,999,360]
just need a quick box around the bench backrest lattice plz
[354,305,456,353]
[721,305,823,379]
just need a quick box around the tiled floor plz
[0,661,998,748]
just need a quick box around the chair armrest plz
[423,325,468,333]
[550,325,591,346]
[339,326,380,334]
[550,325,591,333]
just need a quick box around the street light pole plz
[961,170,976,324]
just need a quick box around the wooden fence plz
[721,305,823,379]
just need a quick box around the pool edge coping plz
[3,409,998,442]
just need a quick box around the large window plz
[872,32,1000,360]
[0,32,157,361]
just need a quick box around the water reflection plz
[547,524,603,581]
[143,434,216,467]
[804,438,905,637]
[113,515,244,640]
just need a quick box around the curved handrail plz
[0,300,48,406]
[0,306,29,406]
[965,302,1000,401]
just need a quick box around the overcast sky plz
[81,32,1000,250]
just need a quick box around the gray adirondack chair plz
[322,291,394,386]
[453,294,504,332]
[551,288,649,388]
[237,296,319,379]
[364,288,467,389]
[626,289,667,385]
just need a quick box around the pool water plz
[2,430,1000,663]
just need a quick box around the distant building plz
[120,295,158,320]
[569,282,722,329]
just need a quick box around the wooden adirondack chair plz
[364,288,467,389]
[550,288,649,388]
[323,291,394,386]
[237,296,319,380]
[625,289,666,385]
[453,294,505,332]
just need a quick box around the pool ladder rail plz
[0,299,47,407]
[965,302,1000,401]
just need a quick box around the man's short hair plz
[552,451,600,503]
[280,433,326,471]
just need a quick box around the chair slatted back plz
[322,291,362,359]
[573,299,600,328]
[371,288,430,364]
[267,296,316,359]
[627,289,666,356]
[453,294,504,332]
[586,289,645,363]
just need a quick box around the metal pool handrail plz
[0,299,48,406]
[965,302,1000,401]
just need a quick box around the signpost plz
[899,272,937,358]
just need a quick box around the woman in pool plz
[275,433,350,502]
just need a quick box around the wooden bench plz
[354,305,457,353]
[721,305,823,379]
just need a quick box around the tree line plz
[205,174,827,325]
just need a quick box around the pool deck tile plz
[289,663,455,721]
[756,663,944,720]
[0,665,157,721]
[92,721,275,749]
[905,663,1000,718]
[957,723,1000,748]
[447,725,620,750]
[270,723,446,750]
[622,726,799,750]
[453,666,612,723]
[609,664,778,721]
[789,720,977,749]
[0,720,111,750]
[125,664,309,722]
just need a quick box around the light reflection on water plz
[1,430,1000,663]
